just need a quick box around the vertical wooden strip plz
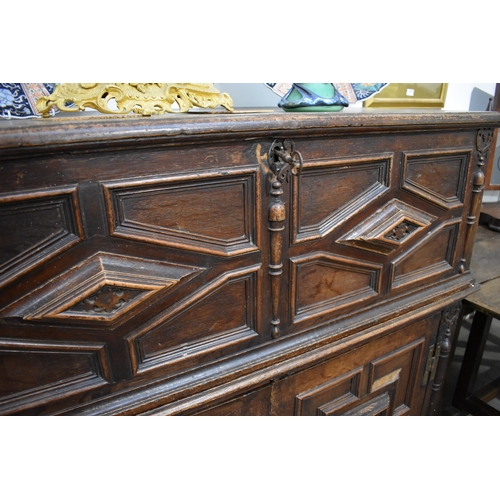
[460,128,494,273]
[427,301,461,415]
[268,180,285,338]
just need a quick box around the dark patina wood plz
[452,277,500,415]
[1,108,500,416]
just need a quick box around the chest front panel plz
[0,113,494,415]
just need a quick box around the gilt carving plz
[36,83,234,116]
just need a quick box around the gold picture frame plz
[363,83,448,108]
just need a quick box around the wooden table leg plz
[452,310,493,411]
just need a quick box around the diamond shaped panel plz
[337,199,436,255]
[3,252,203,323]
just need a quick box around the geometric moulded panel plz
[390,220,460,289]
[401,150,470,209]
[294,337,424,416]
[2,252,202,323]
[337,199,437,255]
[295,367,363,416]
[0,186,84,287]
[0,338,110,415]
[368,338,425,416]
[292,155,392,244]
[290,252,382,324]
[102,167,260,256]
[127,264,261,374]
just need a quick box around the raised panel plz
[0,338,110,415]
[0,110,488,417]
[271,314,438,416]
[128,265,261,374]
[292,155,392,244]
[295,368,362,416]
[401,150,470,209]
[294,369,401,416]
[337,199,436,255]
[390,220,460,289]
[343,392,392,416]
[290,253,382,323]
[0,187,84,286]
[368,338,425,415]
[319,384,398,415]
[103,168,260,256]
[295,365,409,416]
[1,252,202,324]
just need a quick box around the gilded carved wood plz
[36,83,234,116]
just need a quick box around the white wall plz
[216,84,279,107]
[443,83,496,110]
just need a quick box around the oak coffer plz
[1,109,499,415]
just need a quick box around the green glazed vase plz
[278,83,349,112]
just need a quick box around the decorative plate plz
[0,83,57,119]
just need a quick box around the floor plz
[443,316,500,414]
[442,205,500,416]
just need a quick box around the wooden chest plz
[1,109,499,415]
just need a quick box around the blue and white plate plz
[0,83,57,119]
